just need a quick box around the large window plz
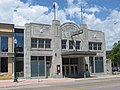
[69,40,74,49]
[89,56,104,73]
[31,56,45,77]
[0,36,8,52]
[14,28,24,52]
[76,41,80,49]
[95,57,104,73]
[31,38,51,49]
[89,42,102,50]
[62,40,67,49]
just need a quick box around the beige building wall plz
[8,58,13,75]
[8,37,13,76]
[0,23,14,79]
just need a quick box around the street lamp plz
[13,38,18,82]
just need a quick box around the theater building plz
[24,20,107,78]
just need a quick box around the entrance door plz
[66,66,69,76]
[62,58,78,77]
[62,65,78,77]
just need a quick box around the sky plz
[0,0,120,50]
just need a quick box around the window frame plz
[89,42,102,50]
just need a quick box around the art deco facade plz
[24,20,107,78]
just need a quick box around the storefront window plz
[0,57,8,73]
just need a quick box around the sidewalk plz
[0,75,120,88]
[0,78,73,88]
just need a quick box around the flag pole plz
[81,5,83,24]
[53,0,56,20]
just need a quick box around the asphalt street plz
[1,78,120,90]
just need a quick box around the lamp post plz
[13,38,18,82]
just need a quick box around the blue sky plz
[20,0,120,21]
[0,0,120,50]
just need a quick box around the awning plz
[62,51,96,57]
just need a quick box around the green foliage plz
[109,41,120,65]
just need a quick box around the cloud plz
[84,13,102,25]
[84,9,120,50]
[85,6,100,13]
[0,0,70,26]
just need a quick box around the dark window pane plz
[31,56,37,61]
[16,53,24,57]
[0,36,8,52]
[31,38,37,48]
[62,40,67,49]
[46,56,52,61]
[76,41,80,49]
[89,42,92,50]
[38,39,44,48]
[38,56,44,61]
[69,40,74,49]
[0,57,8,72]
[45,39,51,48]
[15,28,24,33]
[62,58,69,65]
[95,57,103,61]
[70,58,78,64]
[94,43,97,50]
[98,43,102,50]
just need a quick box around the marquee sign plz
[71,29,83,37]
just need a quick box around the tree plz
[109,41,120,65]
